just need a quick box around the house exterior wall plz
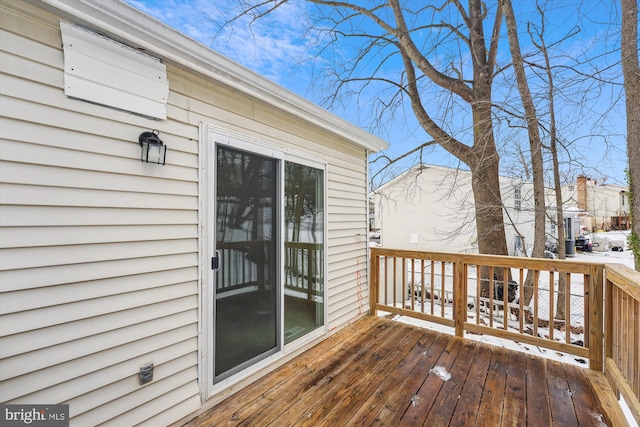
[588,185,629,230]
[0,1,377,425]
[371,164,546,255]
[564,176,629,231]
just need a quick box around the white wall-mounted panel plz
[60,21,168,119]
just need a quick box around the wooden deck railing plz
[216,240,268,292]
[604,263,640,424]
[369,247,639,424]
[284,241,324,300]
[370,248,602,367]
[216,240,323,300]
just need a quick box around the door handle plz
[211,250,220,271]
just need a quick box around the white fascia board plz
[32,0,389,153]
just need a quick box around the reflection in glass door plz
[214,145,279,382]
[284,161,324,344]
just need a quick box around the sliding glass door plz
[209,133,326,386]
[283,161,324,344]
[214,145,279,381]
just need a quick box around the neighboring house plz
[563,175,630,231]
[370,164,554,255]
[0,1,388,425]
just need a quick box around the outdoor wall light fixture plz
[138,129,167,165]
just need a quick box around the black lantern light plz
[138,129,167,165]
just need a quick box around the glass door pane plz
[284,161,324,344]
[214,145,279,381]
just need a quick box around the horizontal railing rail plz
[604,263,640,425]
[370,248,604,370]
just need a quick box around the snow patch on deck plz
[429,365,451,381]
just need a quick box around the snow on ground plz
[572,230,634,268]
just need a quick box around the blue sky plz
[125,0,630,187]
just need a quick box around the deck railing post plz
[604,272,613,361]
[589,264,604,371]
[307,247,313,300]
[370,249,379,316]
[453,258,465,337]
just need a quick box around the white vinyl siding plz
[1,1,372,425]
[0,2,199,425]
[373,165,550,256]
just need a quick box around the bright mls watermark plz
[1,405,68,426]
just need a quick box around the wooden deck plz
[185,316,613,426]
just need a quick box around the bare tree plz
[507,0,571,317]
[502,0,548,301]
[620,0,640,271]
[228,0,509,259]
[219,1,627,276]
[493,0,623,313]
[530,9,569,319]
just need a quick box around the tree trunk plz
[621,0,640,271]
[391,0,509,261]
[468,116,508,257]
[502,0,551,311]
[541,16,569,319]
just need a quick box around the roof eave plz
[32,0,389,153]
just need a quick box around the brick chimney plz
[577,175,587,210]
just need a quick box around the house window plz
[514,187,522,211]
[621,192,626,206]
[369,202,375,231]
[514,235,522,255]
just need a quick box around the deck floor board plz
[525,353,553,426]
[449,342,492,426]
[547,359,580,427]
[184,316,610,427]
[502,349,528,426]
[475,345,509,426]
